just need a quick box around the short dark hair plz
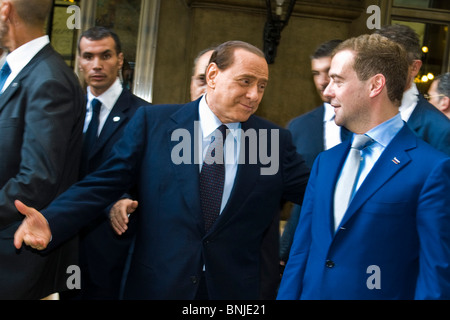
[78,26,122,55]
[375,24,422,63]
[436,72,450,98]
[210,41,265,70]
[311,39,343,60]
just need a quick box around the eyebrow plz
[83,49,114,56]
[330,73,344,81]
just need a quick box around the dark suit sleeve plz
[43,107,149,248]
[280,129,310,205]
[277,153,319,299]
[0,78,84,229]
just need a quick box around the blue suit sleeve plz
[415,158,450,299]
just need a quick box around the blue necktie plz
[0,62,11,93]
[199,124,228,232]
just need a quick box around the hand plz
[110,198,138,235]
[14,200,52,250]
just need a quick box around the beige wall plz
[152,0,370,127]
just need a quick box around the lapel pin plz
[113,116,121,122]
[392,157,400,165]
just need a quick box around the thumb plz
[127,200,139,214]
[15,200,33,217]
[14,200,31,249]
[13,200,50,250]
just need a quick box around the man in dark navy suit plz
[73,27,150,300]
[376,24,450,156]
[280,40,351,269]
[14,41,310,300]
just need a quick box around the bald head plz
[10,0,53,27]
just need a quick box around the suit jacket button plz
[191,276,199,284]
[325,260,335,268]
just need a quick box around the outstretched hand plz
[110,198,139,235]
[14,200,52,250]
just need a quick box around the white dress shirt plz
[198,94,241,214]
[323,102,343,150]
[3,35,50,93]
[84,78,123,136]
[399,83,419,122]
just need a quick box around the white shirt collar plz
[6,35,50,76]
[399,82,419,122]
[199,94,240,140]
[87,78,123,113]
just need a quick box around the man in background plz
[75,26,150,300]
[375,24,450,155]
[0,0,85,299]
[427,72,450,119]
[190,47,215,101]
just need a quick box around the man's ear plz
[369,74,386,98]
[0,1,12,24]
[206,62,218,89]
[410,59,422,78]
[117,52,124,70]
[439,96,449,112]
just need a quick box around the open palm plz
[14,200,51,250]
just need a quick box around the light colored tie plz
[333,134,373,231]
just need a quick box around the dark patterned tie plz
[80,98,102,177]
[199,124,228,232]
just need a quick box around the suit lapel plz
[309,105,326,155]
[90,90,132,158]
[322,141,351,236]
[168,100,203,231]
[338,125,415,230]
[0,44,53,113]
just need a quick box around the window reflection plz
[392,20,448,93]
[96,0,142,89]
[393,0,450,10]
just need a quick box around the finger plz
[14,224,25,249]
[111,215,127,235]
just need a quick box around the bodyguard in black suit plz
[0,0,85,299]
[75,27,150,300]
[15,41,310,300]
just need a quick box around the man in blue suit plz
[278,34,450,300]
[14,41,310,300]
